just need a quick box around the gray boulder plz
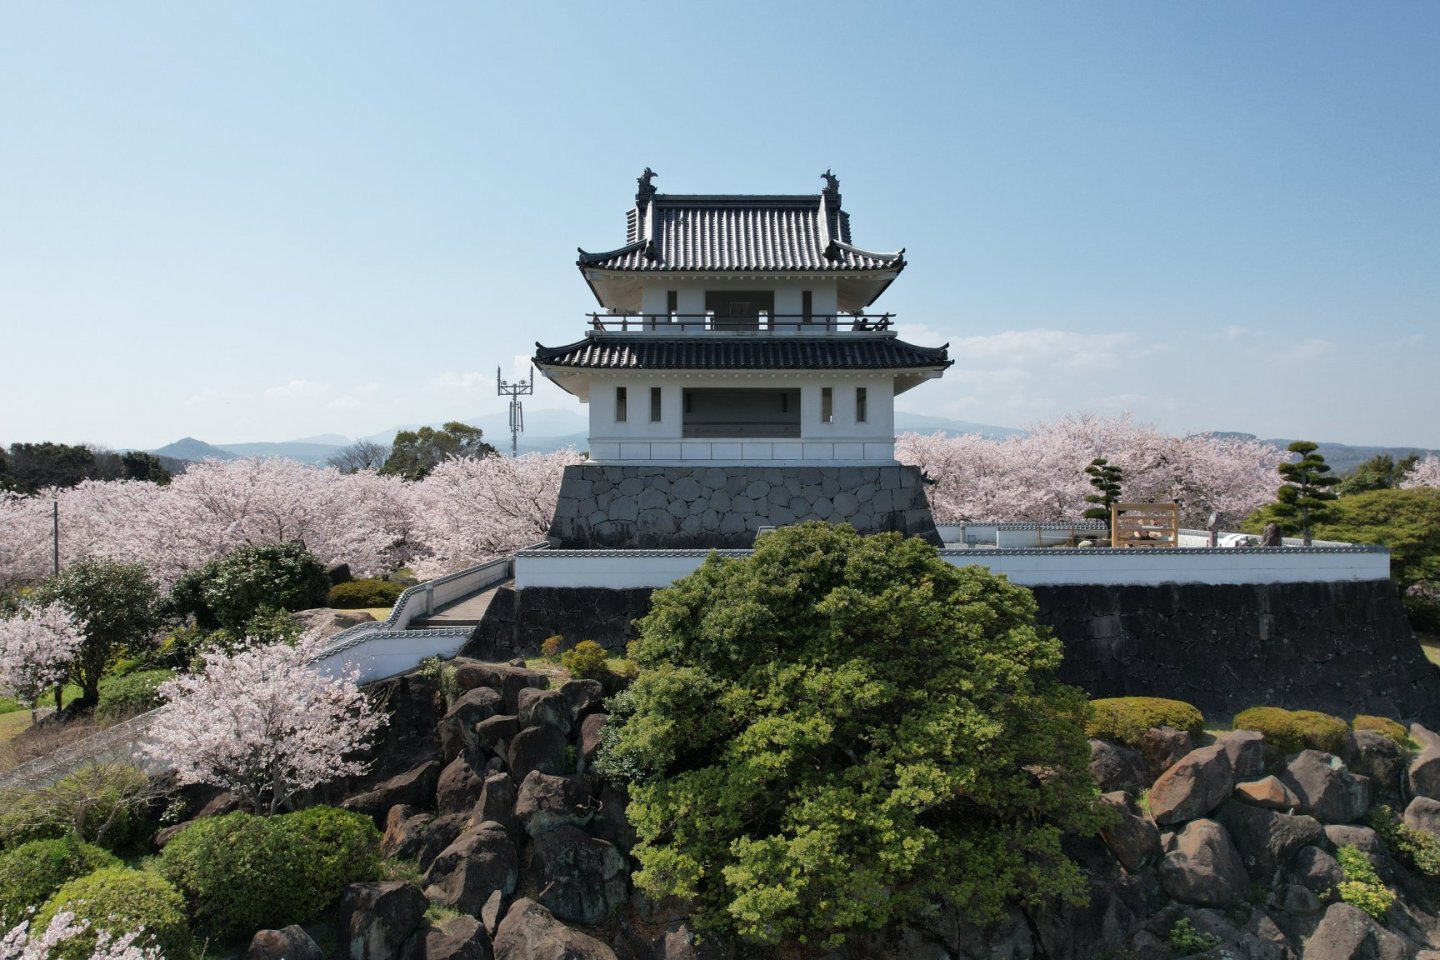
[1405,795,1440,838]
[344,760,443,823]
[1089,739,1149,794]
[470,773,520,837]
[437,755,486,815]
[492,898,618,960]
[579,714,608,774]
[1235,775,1301,811]
[476,714,520,752]
[440,687,505,760]
[507,726,569,784]
[337,881,429,960]
[1217,729,1268,782]
[1098,791,1160,873]
[1216,801,1326,884]
[382,804,432,860]
[1278,751,1368,824]
[591,783,638,855]
[1293,845,1345,896]
[517,688,571,735]
[417,813,468,872]
[1324,824,1384,858]
[450,661,549,712]
[246,925,324,960]
[1408,723,1440,801]
[1347,730,1406,805]
[1149,743,1234,825]
[559,679,604,720]
[1141,725,1194,774]
[514,771,594,838]
[1303,902,1408,960]
[530,824,629,925]
[1158,819,1250,908]
[424,820,519,915]
[400,915,493,960]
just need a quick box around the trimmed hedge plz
[34,866,191,960]
[157,806,380,942]
[1353,715,1409,748]
[0,836,120,927]
[560,640,608,680]
[1232,707,1349,755]
[1085,697,1205,748]
[327,578,404,609]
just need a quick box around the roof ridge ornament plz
[821,169,839,193]
[636,166,658,201]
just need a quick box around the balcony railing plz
[586,312,895,334]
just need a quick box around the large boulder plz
[424,821,520,915]
[492,898,618,960]
[383,804,433,860]
[246,925,324,960]
[1089,740,1149,794]
[337,881,430,960]
[530,825,629,925]
[438,755,487,815]
[417,813,469,872]
[1324,824,1384,859]
[517,688,572,735]
[1158,819,1249,908]
[344,760,443,823]
[1303,902,1408,960]
[400,915,493,960]
[440,687,506,760]
[1216,729,1267,782]
[514,772,594,838]
[291,607,375,639]
[1278,751,1368,824]
[1235,776,1301,812]
[559,679,604,720]
[1347,730,1406,807]
[1141,726,1194,774]
[1404,795,1440,838]
[1408,723,1440,801]
[1293,844,1346,896]
[1148,743,1234,825]
[450,662,549,713]
[591,783,638,855]
[476,715,520,753]
[579,715,608,774]
[471,774,520,838]
[508,726,569,784]
[1097,792,1160,873]
[1216,801,1325,884]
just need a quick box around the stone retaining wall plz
[547,464,940,549]
[465,579,1440,726]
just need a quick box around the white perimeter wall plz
[515,547,1390,590]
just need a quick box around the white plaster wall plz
[638,279,841,329]
[515,548,1390,590]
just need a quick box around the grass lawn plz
[0,709,33,747]
[0,683,83,715]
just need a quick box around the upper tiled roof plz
[534,336,950,372]
[577,174,904,274]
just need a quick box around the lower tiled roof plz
[533,336,951,371]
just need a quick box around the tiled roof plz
[578,193,904,273]
[534,336,950,371]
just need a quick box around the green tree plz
[1311,487,1440,590]
[1338,453,1420,497]
[32,559,160,706]
[119,450,172,485]
[168,542,329,633]
[378,422,496,481]
[1267,441,1341,546]
[3,443,96,493]
[1082,457,1124,521]
[598,523,1103,949]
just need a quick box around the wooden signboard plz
[1111,502,1179,549]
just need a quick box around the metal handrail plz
[586,312,895,333]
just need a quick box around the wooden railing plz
[586,312,895,333]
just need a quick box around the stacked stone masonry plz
[546,464,941,549]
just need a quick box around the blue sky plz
[2,2,1437,449]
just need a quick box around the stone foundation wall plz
[465,578,1440,726]
[547,464,940,549]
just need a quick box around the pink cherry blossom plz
[0,911,162,960]
[0,603,84,719]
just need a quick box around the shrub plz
[1167,917,1220,955]
[97,668,174,719]
[170,542,329,633]
[1336,846,1394,920]
[327,579,404,609]
[39,762,152,851]
[0,791,64,852]
[1353,714,1409,748]
[560,639,608,679]
[1369,804,1440,876]
[540,635,564,660]
[1233,707,1349,756]
[1085,697,1205,748]
[0,836,120,927]
[33,866,191,960]
[158,806,380,942]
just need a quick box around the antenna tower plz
[496,365,534,457]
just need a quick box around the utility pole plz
[497,365,534,458]
[52,498,59,576]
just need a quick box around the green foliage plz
[1369,805,1440,877]
[119,450,172,485]
[1082,457,1124,522]
[34,866,191,960]
[540,635,564,659]
[97,668,174,720]
[34,762,152,851]
[379,421,497,481]
[31,558,160,705]
[560,639,608,679]
[0,791,63,852]
[1306,488,1440,590]
[0,836,120,927]
[1084,697,1204,748]
[327,578,404,609]
[598,522,1105,947]
[1339,453,1420,496]
[1232,706,1349,756]
[172,542,330,633]
[157,806,380,942]
[1265,440,1341,545]
[1353,715,1408,748]
[418,655,459,703]
[1,442,96,493]
[1166,917,1220,955]
[1336,845,1394,920]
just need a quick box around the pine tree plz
[1083,457,1124,521]
[1271,441,1340,546]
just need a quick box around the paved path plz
[408,579,510,628]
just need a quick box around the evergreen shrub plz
[0,836,119,927]
[97,669,174,719]
[1336,845,1394,920]
[157,806,380,942]
[559,640,608,679]
[1232,707,1349,756]
[327,579,404,609]
[1353,715,1408,748]
[34,866,191,960]
[1085,697,1205,748]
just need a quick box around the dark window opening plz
[821,387,833,424]
[650,387,662,422]
[616,387,627,422]
[682,388,801,438]
[705,290,774,331]
[856,387,868,423]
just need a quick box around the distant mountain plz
[1261,439,1439,476]
[148,437,240,462]
[361,410,589,447]
[894,412,1022,439]
[291,433,353,446]
[213,441,347,464]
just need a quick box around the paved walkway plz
[408,579,510,629]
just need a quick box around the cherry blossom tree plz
[142,633,386,814]
[0,912,162,960]
[0,603,84,720]
[1402,455,1440,490]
